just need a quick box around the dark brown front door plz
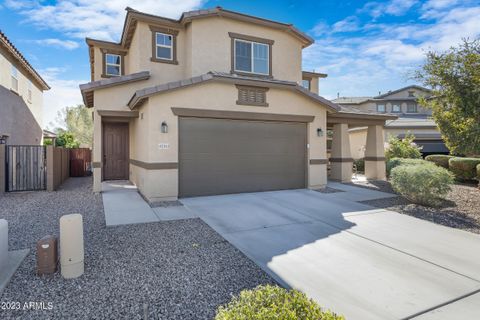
[103,122,129,180]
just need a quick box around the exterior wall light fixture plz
[316,128,323,137]
[161,121,168,133]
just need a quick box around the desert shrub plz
[386,157,432,177]
[448,157,480,181]
[385,133,422,161]
[425,154,454,169]
[391,164,454,206]
[215,285,344,320]
[354,158,365,173]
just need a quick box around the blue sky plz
[1,0,479,128]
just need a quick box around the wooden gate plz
[69,148,92,177]
[5,145,46,191]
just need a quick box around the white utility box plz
[60,214,84,279]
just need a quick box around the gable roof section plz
[79,71,150,108]
[120,7,314,49]
[332,97,372,105]
[127,71,341,111]
[0,30,50,90]
[374,85,431,99]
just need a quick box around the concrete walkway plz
[181,184,480,320]
[101,181,195,226]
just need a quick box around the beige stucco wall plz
[0,46,44,130]
[91,16,304,85]
[122,81,328,200]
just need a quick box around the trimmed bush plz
[391,164,454,206]
[448,157,480,181]
[425,154,454,169]
[386,157,432,177]
[215,285,344,320]
[385,133,422,161]
[354,158,365,173]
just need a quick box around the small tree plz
[50,105,93,148]
[55,131,80,148]
[385,133,422,161]
[415,39,480,156]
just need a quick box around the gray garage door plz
[179,117,307,197]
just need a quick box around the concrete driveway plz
[181,183,480,320]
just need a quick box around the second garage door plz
[179,117,307,197]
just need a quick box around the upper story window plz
[229,32,274,78]
[11,65,18,92]
[105,53,122,76]
[302,79,311,90]
[27,80,32,102]
[408,90,415,97]
[392,104,401,113]
[155,33,173,60]
[407,103,418,113]
[376,104,386,113]
[150,25,179,64]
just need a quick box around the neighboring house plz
[80,7,395,201]
[333,85,449,159]
[0,30,50,145]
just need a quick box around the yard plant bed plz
[355,181,480,234]
[0,178,275,319]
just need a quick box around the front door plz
[103,122,129,180]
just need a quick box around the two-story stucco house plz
[334,85,449,159]
[80,7,395,202]
[0,30,50,145]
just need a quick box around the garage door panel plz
[179,117,307,197]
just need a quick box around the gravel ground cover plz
[354,180,480,234]
[313,187,345,194]
[0,177,275,319]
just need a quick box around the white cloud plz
[7,0,206,41]
[39,68,86,129]
[304,2,480,99]
[360,0,418,18]
[34,38,79,50]
[332,16,360,33]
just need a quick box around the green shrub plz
[215,285,344,320]
[391,164,454,206]
[354,158,365,173]
[425,154,454,169]
[385,133,422,161]
[386,157,432,177]
[477,163,480,181]
[448,157,480,181]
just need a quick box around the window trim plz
[229,32,273,78]
[376,104,386,113]
[302,78,311,91]
[27,80,32,103]
[407,103,418,113]
[101,49,126,78]
[11,65,18,92]
[392,104,401,113]
[150,25,179,65]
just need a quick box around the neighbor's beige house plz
[0,30,50,145]
[333,85,448,159]
[80,7,394,202]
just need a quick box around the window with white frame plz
[105,53,121,76]
[155,32,173,60]
[376,104,386,113]
[234,39,269,75]
[11,65,18,92]
[392,104,401,113]
[27,80,32,102]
